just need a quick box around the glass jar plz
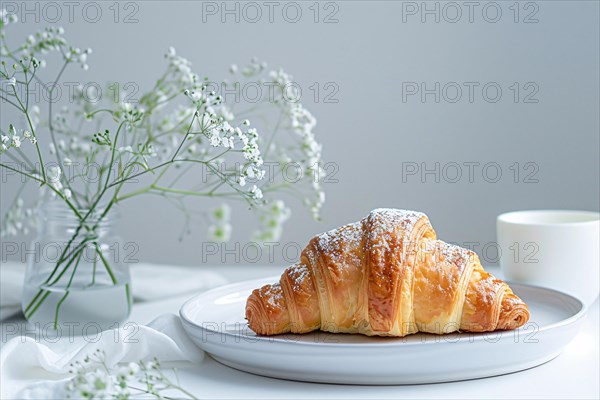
[21,201,132,335]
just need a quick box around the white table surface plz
[3,265,600,399]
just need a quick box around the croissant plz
[246,209,529,337]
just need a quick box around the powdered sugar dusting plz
[263,283,283,307]
[367,208,427,250]
[437,241,474,267]
[370,208,425,233]
[287,263,310,291]
[314,221,362,264]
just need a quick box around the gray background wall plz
[1,1,599,267]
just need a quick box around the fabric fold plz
[1,314,204,399]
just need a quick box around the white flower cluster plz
[0,198,34,237]
[253,200,291,242]
[64,46,92,70]
[152,105,197,161]
[49,106,95,159]
[0,8,18,28]
[165,46,198,88]
[242,57,268,77]
[0,21,327,246]
[1,124,36,153]
[117,101,145,127]
[17,27,70,69]
[49,137,92,161]
[267,68,326,219]
[16,25,92,70]
[67,364,124,399]
[46,165,72,199]
[208,204,232,242]
[29,105,40,131]
[66,350,192,400]
[64,350,195,400]
[184,85,267,198]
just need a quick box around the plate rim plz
[179,275,587,348]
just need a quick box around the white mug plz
[497,210,599,306]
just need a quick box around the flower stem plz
[88,258,97,288]
[53,250,83,330]
[125,283,132,314]
[24,291,51,320]
[95,245,117,285]
[25,245,84,319]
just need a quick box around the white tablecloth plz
[1,264,599,399]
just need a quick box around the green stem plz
[150,185,240,197]
[0,95,20,109]
[263,109,283,160]
[38,122,126,290]
[25,238,92,317]
[10,84,46,181]
[88,258,97,288]
[125,283,132,314]
[53,292,70,330]
[53,251,83,330]
[95,245,117,285]
[107,113,198,190]
[0,162,43,183]
[23,289,44,315]
[44,237,95,285]
[24,291,51,320]
[48,60,81,208]
[46,248,82,286]
[115,186,151,202]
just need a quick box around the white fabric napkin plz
[1,314,204,399]
[0,262,229,319]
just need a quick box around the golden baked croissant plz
[246,209,529,337]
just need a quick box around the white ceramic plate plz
[180,276,586,385]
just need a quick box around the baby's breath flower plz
[249,185,263,200]
[0,26,325,247]
[208,223,232,242]
[66,351,196,399]
[11,135,21,148]
[253,199,291,242]
[208,204,232,242]
[118,146,133,154]
[209,134,220,147]
[212,204,231,222]
[1,197,35,238]
[47,165,64,194]
[0,9,18,24]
